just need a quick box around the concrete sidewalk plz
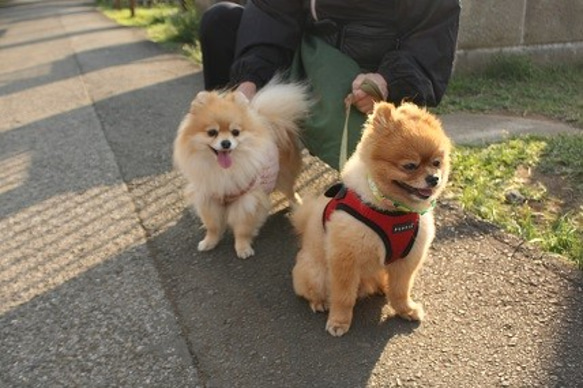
[1,1,582,387]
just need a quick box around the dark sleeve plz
[377,0,460,107]
[231,0,305,88]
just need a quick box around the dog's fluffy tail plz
[250,76,312,147]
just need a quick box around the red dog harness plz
[322,184,419,264]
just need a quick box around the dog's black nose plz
[425,175,439,187]
[220,140,231,149]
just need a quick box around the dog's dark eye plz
[231,129,240,137]
[207,129,218,137]
[433,160,441,167]
[403,163,418,171]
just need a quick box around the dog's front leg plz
[386,253,426,321]
[227,193,270,259]
[325,247,359,337]
[195,199,226,252]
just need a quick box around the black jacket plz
[231,0,460,106]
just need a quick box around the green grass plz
[437,56,583,128]
[97,1,201,62]
[538,134,583,189]
[448,135,583,267]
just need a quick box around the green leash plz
[339,78,385,170]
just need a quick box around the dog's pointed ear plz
[189,91,213,111]
[371,102,396,130]
[232,90,250,106]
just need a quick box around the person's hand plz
[236,81,257,100]
[349,73,388,114]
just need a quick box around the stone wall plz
[455,0,583,72]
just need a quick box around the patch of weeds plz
[98,1,201,62]
[147,7,200,61]
[100,4,178,28]
[538,134,583,190]
[449,135,583,267]
[483,55,539,82]
[540,213,583,266]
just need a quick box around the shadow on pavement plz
[0,72,194,220]
[0,231,198,387]
[148,206,421,387]
[549,265,583,385]
[0,25,127,51]
[0,40,169,97]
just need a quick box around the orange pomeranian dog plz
[291,101,452,336]
[173,79,310,259]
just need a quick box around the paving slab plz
[441,112,581,145]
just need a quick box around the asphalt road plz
[1,1,582,387]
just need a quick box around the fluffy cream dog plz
[291,101,452,336]
[173,79,310,259]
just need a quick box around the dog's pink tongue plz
[418,188,433,197]
[217,151,232,169]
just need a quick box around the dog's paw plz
[397,302,425,322]
[198,237,218,252]
[236,244,255,259]
[309,301,328,313]
[325,319,351,337]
